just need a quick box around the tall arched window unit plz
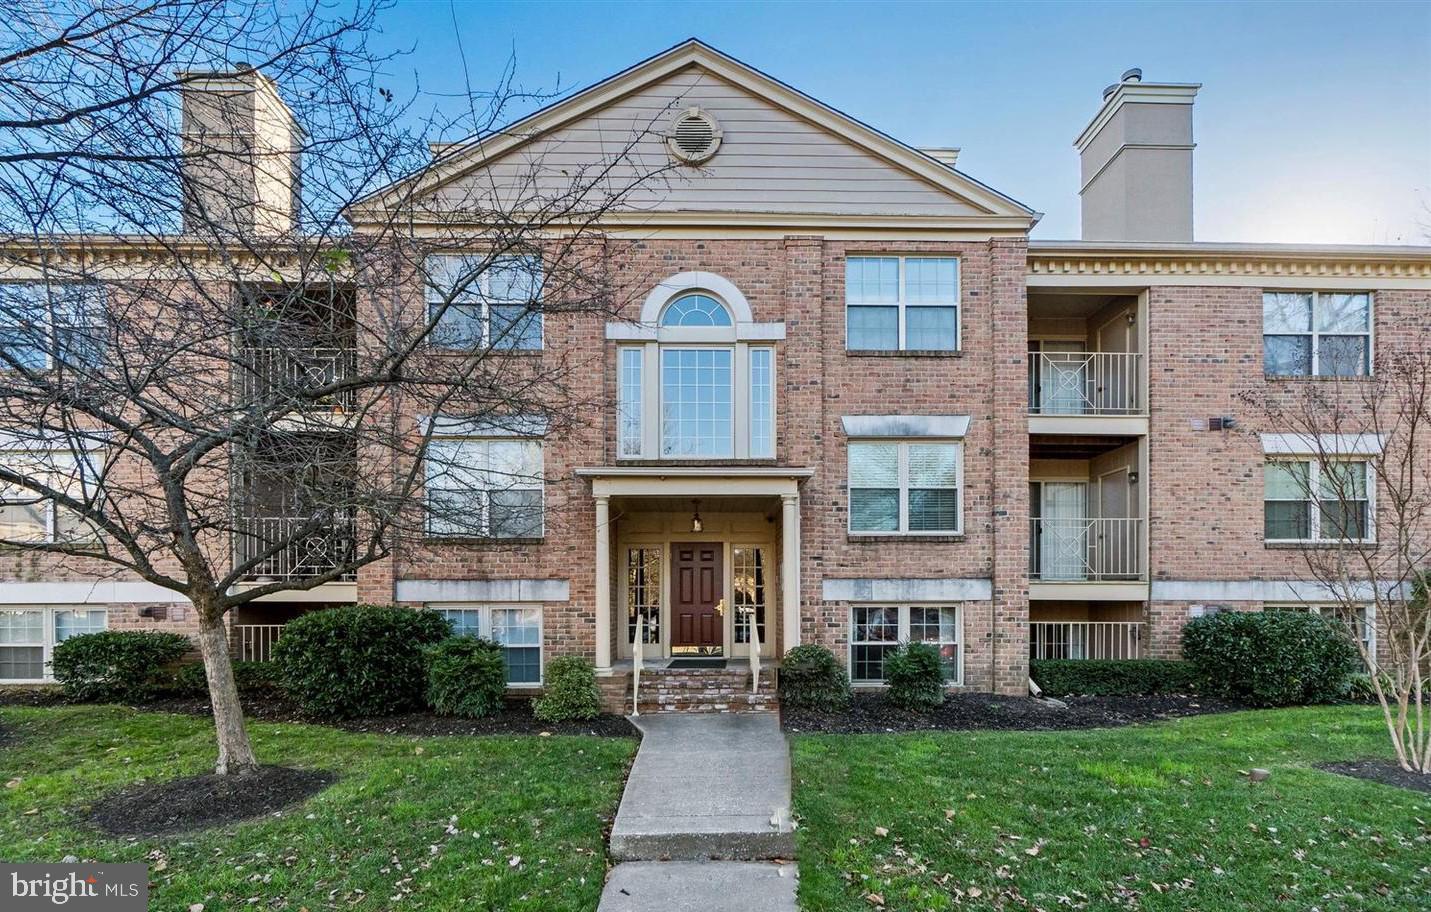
[613,273,780,460]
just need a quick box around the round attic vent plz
[666,108,723,165]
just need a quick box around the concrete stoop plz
[598,714,798,911]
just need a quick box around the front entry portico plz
[575,466,811,674]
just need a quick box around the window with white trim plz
[0,448,102,545]
[431,605,542,685]
[425,437,543,538]
[0,283,107,371]
[850,604,961,684]
[617,344,776,460]
[424,255,543,350]
[1263,292,1371,376]
[846,256,959,352]
[0,607,108,682]
[848,440,962,534]
[1265,604,1375,659]
[1264,459,1371,542]
[627,547,661,645]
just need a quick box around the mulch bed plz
[0,688,636,738]
[782,692,1250,734]
[86,766,336,837]
[1317,759,1431,794]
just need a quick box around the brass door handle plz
[714,599,726,616]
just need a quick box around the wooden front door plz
[671,542,723,654]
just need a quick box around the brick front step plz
[633,667,778,714]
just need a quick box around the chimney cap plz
[1121,67,1143,83]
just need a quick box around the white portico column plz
[781,493,801,652]
[594,494,612,673]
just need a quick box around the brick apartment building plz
[2,40,1427,708]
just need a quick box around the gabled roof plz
[348,38,1038,227]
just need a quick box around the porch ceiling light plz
[691,499,703,533]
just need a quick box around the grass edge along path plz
[0,705,635,912]
[791,705,1430,912]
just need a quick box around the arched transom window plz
[616,274,777,460]
[661,293,732,328]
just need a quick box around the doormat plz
[666,658,728,670]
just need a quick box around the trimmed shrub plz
[50,630,190,702]
[533,656,602,722]
[272,605,452,718]
[171,660,279,697]
[425,637,508,718]
[1182,610,1359,706]
[1030,659,1202,696]
[884,642,946,711]
[779,644,852,712]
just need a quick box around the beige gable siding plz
[429,66,986,216]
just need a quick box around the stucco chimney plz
[179,68,301,235]
[1075,70,1199,242]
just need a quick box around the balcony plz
[1028,351,1142,416]
[234,513,357,582]
[233,623,284,662]
[238,346,356,413]
[1029,517,1144,582]
[1029,621,1144,660]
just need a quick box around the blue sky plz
[374,0,1431,243]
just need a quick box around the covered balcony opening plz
[1029,436,1145,584]
[1029,601,1146,661]
[230,600,350,662]
[233,433,358,583]
[1027,291,1144,418]
[236,284,358,415]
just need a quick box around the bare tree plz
[1241,340,1431,774]
[1,1,677,774]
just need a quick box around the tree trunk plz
[194,604,259,775]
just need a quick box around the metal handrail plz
[1029,516,1144,581]
[1028,351,1143,415]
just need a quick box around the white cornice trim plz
[575,465,814,479]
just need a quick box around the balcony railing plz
[1028,351,1143,415]
[1029,517,1144,581]
[233,624,284,662]
[1029,621,1144,660]
[234,513,357,581]
[239,347,356,411]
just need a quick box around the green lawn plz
[0,705,634,911]
[792,707,1429,911]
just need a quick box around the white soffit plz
[1260,433,1385,456]
[841,415,971,438]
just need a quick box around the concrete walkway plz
[598,714,797,911]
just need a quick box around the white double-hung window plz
[1264,459,1372,543]
[430,605,543,684]
[848,440,962,534]
[850,604,961,684]
[0,446,102,545]
[0,607,107,682]
[615,280,779,460]
[425,433,544,538]
[1263,292,1371,376]
[846,256,959,352]
[423,254,543,350]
